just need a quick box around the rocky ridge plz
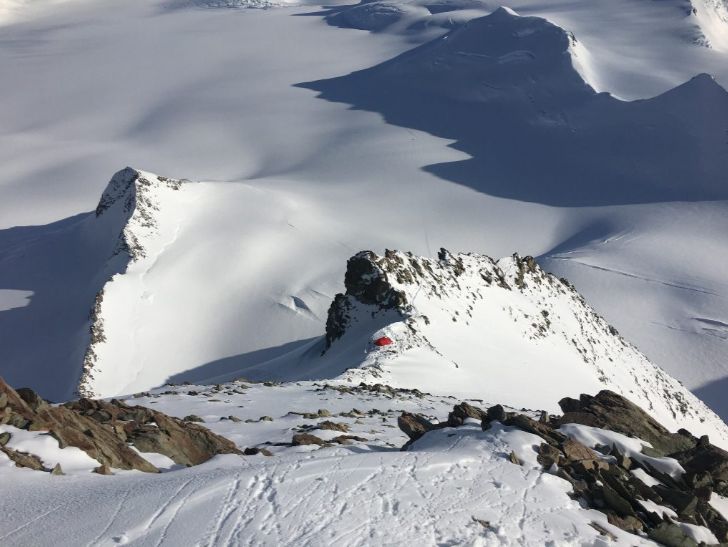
[323,249,728,449]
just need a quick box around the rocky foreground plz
[3,374,728,545]
[398,389,728,545]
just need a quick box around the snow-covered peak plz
[322,249,728,448]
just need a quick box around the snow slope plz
[1,0,728,421]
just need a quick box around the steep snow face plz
[320,250,728,447]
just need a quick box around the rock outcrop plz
[0,377,241,473]
[398,389,728,544]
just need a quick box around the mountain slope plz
[307,249,728,448]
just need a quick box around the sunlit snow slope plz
[1,0,727,420]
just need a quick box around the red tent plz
[374,336,393,347]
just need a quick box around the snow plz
[1,0,728,543]
[710,493,728,521]
[0,381,656,546]
[559,423,686,479]
[630,468,663,488]
[1,0,728,426]
[678,522,719,544]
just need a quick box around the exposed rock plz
[397,412,437,442]
[561,438,598,462]
[0,446,48,471]
[537,443,561,469]
[447,402,486,427]
[325,251,407,348]
[331,435,368,445]
[183,415,204,423]
[558,390,695,456]
[503,414,565,446]
[317,421,350,433]
[292,433,326,446]
[128,411,241,466]
[607,513,643,534]
[411,389,728,545]
[482,404,506,428]
[227,415,242,423]
[94,464,113,475]
[0,431,10,446]
[51,463,65,476]
[647,521,699,547]
[0,377,241,473]
[244,447,273,456]
[15,388,49,412]
[671,440,728,497]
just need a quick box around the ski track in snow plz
[549,256,723,297]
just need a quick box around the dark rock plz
[398,412,437,441]
[0,431,10,446]
[244,447,273,456]
[589,521,617,541]
[332,435,368,445]
[292,433,326,446]
[537,443,561,469]
[508,451,521,465]
[324,251,408,348]
[600,480,636,517]
[183,415,204,423]
[609,445,632,470]
[558,390,694,456]
[647,521,699,547]
[607,512,643,534]
[670,440,728,496]
[317,421,350,433]
[447,402,486,427]
[15,388,48,412]
[654,486,698,517]
[483,404,506,427]
[51,463,64,476]
[0,376,241,473]
[227,416,242,423]
[503,414,565,446]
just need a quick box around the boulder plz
[317,421,350,433]
[129,411,241,466]
[397,412,437,442]
[447,402,486,427]
[292,433,326,446]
